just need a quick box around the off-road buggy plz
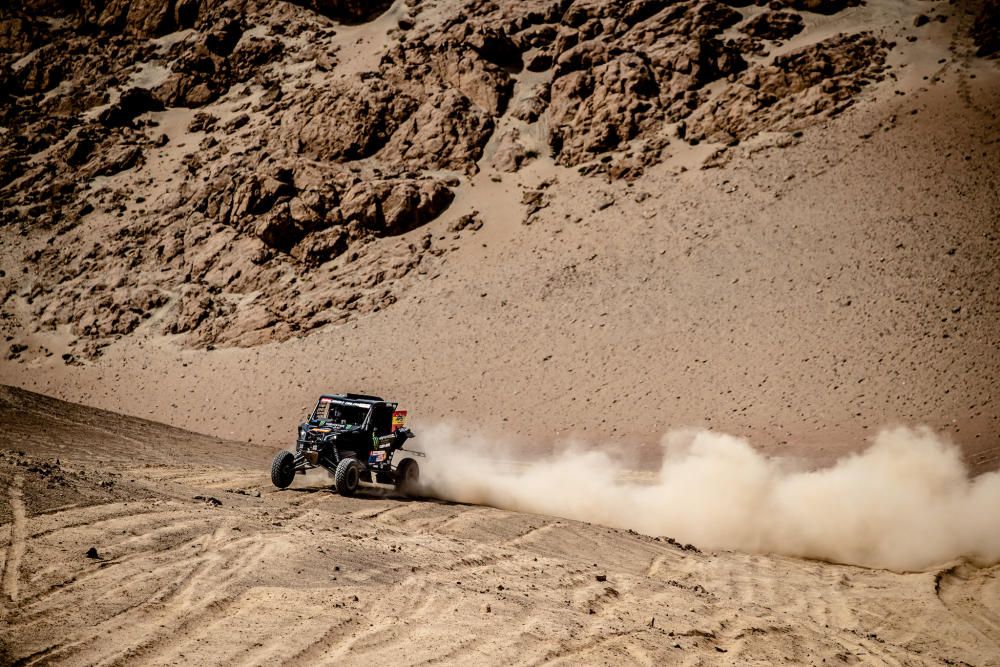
[270,393,423,496]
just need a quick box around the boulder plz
[291,227,348,266]
[788,0,859,14]
[0,13,41,56]
[466,26,522,69]
[434,45,514,116]
[80,0,176,37]
[285,77,418,162]
[341,178,454,235]
[549,52,662,165]
[380,179,453,235]
[972,0,1000,56]
[379,88,494,172]
[89,143,143,176]
[98,87,164,127]
[739,11,804,41]
[284,0,394,24]
[685,32,888,142]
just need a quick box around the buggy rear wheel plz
[395,459,420,495]
[270,450,295,489]
[335,458,362,496]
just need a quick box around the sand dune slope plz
[1,387,998,665]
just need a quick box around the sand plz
[1,386,998,665]
[1,0,999,663]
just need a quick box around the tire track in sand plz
[936,563,1000,652]
[16,526,273,666]
[2,475,27,606]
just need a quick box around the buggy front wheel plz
[271,450,295,489]
[335,458,362,496]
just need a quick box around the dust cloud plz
[418,425,1000,571]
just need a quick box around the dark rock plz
[99,87,165,127]
[188,112,218,133]
[972,0,1000,56]
[286,78,418,162]
[466,27,522,69]
[686,32,889,142]
[0,13,42,55]
[230,36,284,78]
[521,189,548,224]
[223,113,250,131]
[80,0,176,37]
[205,17,243,56]
[448,211,483,233]
[526,51,553,72]
[378,89,494,172]
[285,0,394,23]
[90,144,144,177]
[14,45,63,94]
[64,133,96,167]
[788,0,860,14]
[740,11,804,40]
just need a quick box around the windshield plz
[312,398,369,427]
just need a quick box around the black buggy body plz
[269,393,423,496]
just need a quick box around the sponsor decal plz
[392,410,408,432]
[369,451,387,464]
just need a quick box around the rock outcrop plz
[685,33,889,143]
[0,0,903,354]
[739,11,804,41]
[972,0,1000,57]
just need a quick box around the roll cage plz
[311,394,399,436]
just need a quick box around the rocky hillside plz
[0,0,949,357]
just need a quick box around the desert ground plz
[1,0,999,663]
[1,385,999,666]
